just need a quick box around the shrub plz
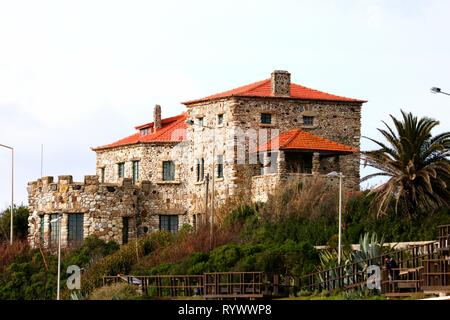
[89,283,140,300]
[0,206,29,242]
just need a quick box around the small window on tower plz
[118,163,125,178]
[261,113,272,124]
[217,114,224,125]
[303,116,314,126]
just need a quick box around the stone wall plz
[228,96,362,191]
[251,173,341,203]
[186,96,362,197]
[28,73,363,248]
[27,175,189,248]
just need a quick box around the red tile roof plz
[258,128,358,153]
[93,113,187,151]
[182,78,366,105]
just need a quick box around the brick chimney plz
[153,104,162,131]
[271,70,291,96]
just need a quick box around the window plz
[118,162,125,178]
[100,167,105,183]
[162,161,175,181]
[140,128,149,136]
[198,117,204,127]
[132,161,140,183]
[303,116,314,126]
[68,214,84,247]
[196,158,205,182]
[261,113,272,124]
[217,114,224,125]
[49,213,60,248]
[40,215,45,245]
[159,215,179,233]
[217,155,224,179]
[122,217,129,244]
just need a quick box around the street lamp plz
[0,144,14,245]
[326,171,343,265]
[430,87,450,96]
[185,119,216,250]
[50,214,62,300]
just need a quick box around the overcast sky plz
[1,0,450,209]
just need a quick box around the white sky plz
[1,0,450,209]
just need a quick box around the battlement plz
[27,175,152,196]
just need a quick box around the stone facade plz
[27,70,365,248]
[27,175,190,247]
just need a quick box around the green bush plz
[345,192,450,243]
[0,206,29,242]
[89,283,140,300]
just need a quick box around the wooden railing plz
[203,272,289,298]
[296,242,437,293]
[102,272,291,298]
[103,274,205,297]
[437,224,450,256]
[100,234,449,298]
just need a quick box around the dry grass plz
[89,283,140,300]
[0,240,30,272]
[260,176,340,222]
[137,221,241,270]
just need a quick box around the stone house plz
[27,70,366,248]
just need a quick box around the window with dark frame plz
[217,154,224,178]
[140,128,149,136]
[49,213,60,248]
[100,167,105,183]
[40,215,45,244]
[217,114,224,125]
[261,113,272,124]
[68,213,84,247]
[196,158,205,182]
[118,162,125,178]
[162,161,175,181]
[303,116,314,126]
[159,215,179,233]
[122,217,129,244]
[198,117,204,127]
[132,160,140,183]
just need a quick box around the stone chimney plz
[153,104,162,131]
[271,70,291,96]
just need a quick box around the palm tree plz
[362,110,450,216]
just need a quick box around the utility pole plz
[210,129,216,251]
[205,173,209,229]
[0,144,14,245]
[41,144,44,177]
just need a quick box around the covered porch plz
[252,128,357,202]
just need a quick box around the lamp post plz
[0,144,14,245]
[430,87,450,96]
[50,214,62,300]
[326,171,343,265]
[185,119,216,250]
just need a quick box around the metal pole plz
[205,173,209,227]
[41,144,43,177]
[210,129,215,251]
[338,173,342,265]
[0,144,14,244]
[11,148,14,245]
[57,215,61,300]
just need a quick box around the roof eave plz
[92,140,183,152]
[183,95,367,106]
